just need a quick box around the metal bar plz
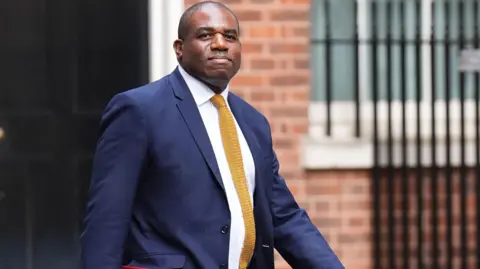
[325,0,332,136]
[475,1,480,267]
[386,1,395,268]
[430,1,438,268]
[354,0,360,137]
[371,1,381,268]
[458,1,468,268]
[444,1,453,268]
[400,1,409,268]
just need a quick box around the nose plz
[210,33,228,51]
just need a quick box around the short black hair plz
[177,1,240,39]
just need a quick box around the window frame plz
[305,0,479,169]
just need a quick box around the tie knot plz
[210,94,227,109]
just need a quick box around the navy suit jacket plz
[80,68,344,269]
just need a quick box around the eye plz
[224,34,237,41]
[198,33,212,39]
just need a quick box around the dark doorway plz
[0,1,148,268]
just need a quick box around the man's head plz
[173,1,241,93]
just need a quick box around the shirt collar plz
[178,65,229,106]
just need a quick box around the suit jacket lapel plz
[169,68,225,191]
[228,95,264,202]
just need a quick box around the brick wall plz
[184,1,372,268]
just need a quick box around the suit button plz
[219,264,227,269]
[221,225,229,234]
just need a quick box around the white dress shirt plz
[178,66,256,269]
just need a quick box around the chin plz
[206,69,231,80]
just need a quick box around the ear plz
[173,39,184,61]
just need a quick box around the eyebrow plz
[196,27,238,35]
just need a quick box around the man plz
[80,1,344,269]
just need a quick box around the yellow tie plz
[210,94,256,269]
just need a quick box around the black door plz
[0,1,148,268]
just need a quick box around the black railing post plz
[458,1,468,269]
[430,1,438,268]
[354,0,360,138]
[371,0,381,268]
[325,0,332,136]
[444,2,453,267]
[414,0,425,268]
[475,1,480,268]
[400,1,409,268]
[386,0,396,267]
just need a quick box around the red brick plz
[280,0,311,4]
[306,182,342,196]
[292,26,309,37]
[271,106,308,118]
[313,217,341,228]
[338,234,369,244]
[230,74,264,87]
[315,200,331,211]
[250,89,275,101]
[293,58,309,69]
[270,43,308,54]
[252,0,275,3]
[235,10,263,21]
[283,91,309,101]
[247,25,278,38]
[349,217,367,227]
[270,74,309,86]
[250,58,275,70]
[286,122,308,134]
[272,137,294,149]
[241,42,263,53]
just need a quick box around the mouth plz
[208,56,231,63]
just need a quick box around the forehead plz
[188,5,238,31]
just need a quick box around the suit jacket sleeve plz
[80,93,148,269]
[267,127,344,269]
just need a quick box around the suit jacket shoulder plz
[115,74,172,107]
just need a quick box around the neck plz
[179,65,228,94]
[202,80,226,94]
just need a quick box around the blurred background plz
[1,0,479,268]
